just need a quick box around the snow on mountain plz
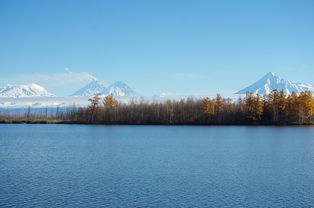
[71,80,135,97]
[0,83,55,98]
[236,72,314,95]
[71,80,107,97]
[105,81,135,97]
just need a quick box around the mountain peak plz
[236,72,314,94]
[71,80,135,97]
[265,72,276,77]
[107,81,135,97]
[71,80,107,97]
[0,83,54,98]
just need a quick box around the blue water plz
[0,124,314,208]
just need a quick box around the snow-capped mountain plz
[71,80,107,97]
[236,72,314,94]
[105,81,135,97]
[0,83,55,98]
[71,80,135,97]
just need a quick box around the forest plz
[0,90,313,125]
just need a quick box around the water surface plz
[0,124,314,207]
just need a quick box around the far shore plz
[1,91,313,126]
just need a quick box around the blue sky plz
[0,0,313,96]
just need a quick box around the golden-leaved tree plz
[103,93,118,109]
[202,98,215,116]
[298,91,314,123]
[244,93,263,121]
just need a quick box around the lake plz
[0,124,314,208]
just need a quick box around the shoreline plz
[0,120,313,126]
[1,91,313,126]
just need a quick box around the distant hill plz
[236,72,314,94]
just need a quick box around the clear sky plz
[0,0,313,96]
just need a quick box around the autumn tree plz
[244,93,263,121]
[88,93,101,122]
[103,93,118,109]
[286,91,299,122]
[298,91,314,123]
[277,90,287,122]
[202,98,215,116]
[215,94,224,113]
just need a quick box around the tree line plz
[0,90,313,125]
[202,90,314,125]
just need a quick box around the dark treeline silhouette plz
[0,90,313,125]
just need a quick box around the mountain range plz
[0,72,313,99]
[0,80,135,98]
[71,80,135,97]
[236,72,314,94]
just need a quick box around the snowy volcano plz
[71,80,135,97]
[236,72,314,94]
[105,81,135,97]
[0,83,55,98]
[71,80,107,97]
